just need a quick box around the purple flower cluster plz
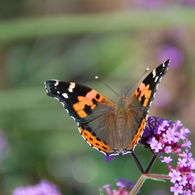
[101,178,134,195]
[12,180,62,195]
[141,116,195,195]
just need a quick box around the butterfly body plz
[44,60,170,156]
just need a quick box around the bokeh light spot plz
[46,151,72,178]
[72,156,98,183]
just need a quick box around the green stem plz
[129,174,170,195]
[145,173,171,180]
[129,174,147,195]
[131,151,144,173]
[144,153,158,173]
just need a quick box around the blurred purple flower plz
[140,116,195,194]
[153,87,170,107]
[0,130,9,162]
[12,180,62,195]
[132,0,165,9]
[157,44,184,69]
[185,0,195,5]
[104,155,115,163]
[101,178,134,195]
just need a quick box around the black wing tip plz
[44,80,59,89]
[44,79,59,85]
[158,59,170,73]
[44,80,59,96]
[164,59,170,67]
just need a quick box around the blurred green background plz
[1,0,195,194]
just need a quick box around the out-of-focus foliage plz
[1,1,195,195]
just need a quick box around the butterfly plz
[44,60,170,156]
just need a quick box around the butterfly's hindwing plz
[78,123,112,155]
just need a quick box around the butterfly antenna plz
[95,76,120,97]
[124,67,150,96]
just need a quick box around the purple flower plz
[141,116,195,194]
[104,155,116,163]
[169,170,182,183]
[153,87,170,107]
[0,130,9,163]
[161,156,172,163]
[101,178,134,195]
[157,44,184,69]
[185,0,195,6]
[12,180,62,195]
[170,183,183,195]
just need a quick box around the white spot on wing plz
[65,108,69,114]
[71,116,76,121]
[77,123,81,130]
[54,80,59,86]
[62,93,69,98]
[154,76,159,82]
[60,102,65,107]
[54,97,59,101]
[152,69,156,78]
[68,82,76,93]
[122,150,131,155]
[100,150,108,155]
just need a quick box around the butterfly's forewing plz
[125,59,170,152]
[44,81,114,122]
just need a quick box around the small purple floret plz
[104,155,116,163]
